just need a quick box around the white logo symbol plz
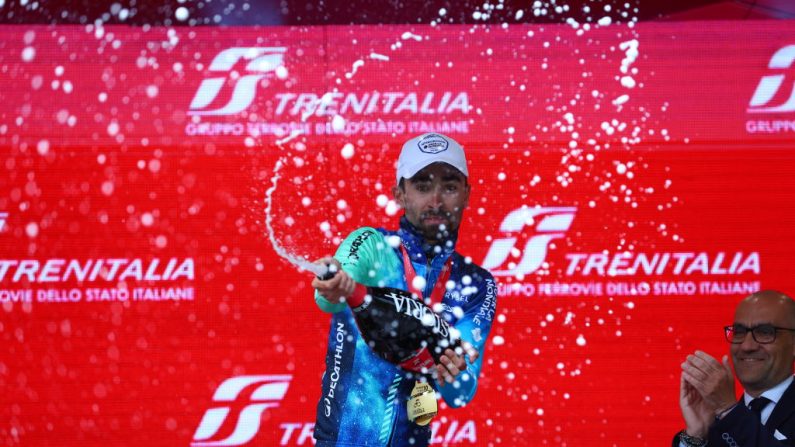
[417,134,449,154]
[0,212,7,231]
[471,328,482,342]
[191,375,291,446]
[748,45,795,113]
[482,207,576,277]
[188,47,287,116]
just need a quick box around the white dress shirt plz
[742,375,794,425]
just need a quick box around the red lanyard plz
[399,245,452,307]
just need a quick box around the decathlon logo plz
[748,45,795,113]
[482,206,576,277]
[191,375,291,446]
[0,212,7,232]
[188,47,287,116]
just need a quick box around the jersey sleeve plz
[314,227,401,313]
[437,270,498,408]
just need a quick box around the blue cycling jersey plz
[313,218,498,447]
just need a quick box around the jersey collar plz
[398,216,458,264]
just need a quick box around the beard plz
[418,211,458,242]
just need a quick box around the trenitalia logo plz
[0,258,194,283]
[188,47,287,116]
[748,44,795,113]
[191,375,292,446]
[482,207,576,277]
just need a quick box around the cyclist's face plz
[394,163,469,243]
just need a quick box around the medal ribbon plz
[399,245,452,307]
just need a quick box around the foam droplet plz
[25,222,39,238]
[107,121,119,136]
[21,47,36,62]
[412,276,427,291]
[37,140,50,155]
[332,115,346,132]
[620,76,636,88]
[385,200,400,216]
[341,143,355,159]
[386,235,401,248]
[612,94,630,106]
[175,7,189,21]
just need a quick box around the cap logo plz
[417,134,449,154]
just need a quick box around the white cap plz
[396,133,468,184]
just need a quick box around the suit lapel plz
[766,379,795,431]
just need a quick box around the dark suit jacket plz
[673,379,795,446]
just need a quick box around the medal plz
[407,381,437,426]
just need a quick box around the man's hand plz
[681,351,736,417]
[434,342,478,385]
[680,373,713,438]
[311,257,355,304]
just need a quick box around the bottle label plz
[399,347,435,373]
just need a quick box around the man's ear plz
[392,184,405,208]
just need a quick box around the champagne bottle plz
[345,283,462,373]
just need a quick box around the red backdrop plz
[1,21,795,446]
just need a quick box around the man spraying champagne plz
[311,133,498,447]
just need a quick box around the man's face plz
[731,296,795,396]
[393,162,470,243]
